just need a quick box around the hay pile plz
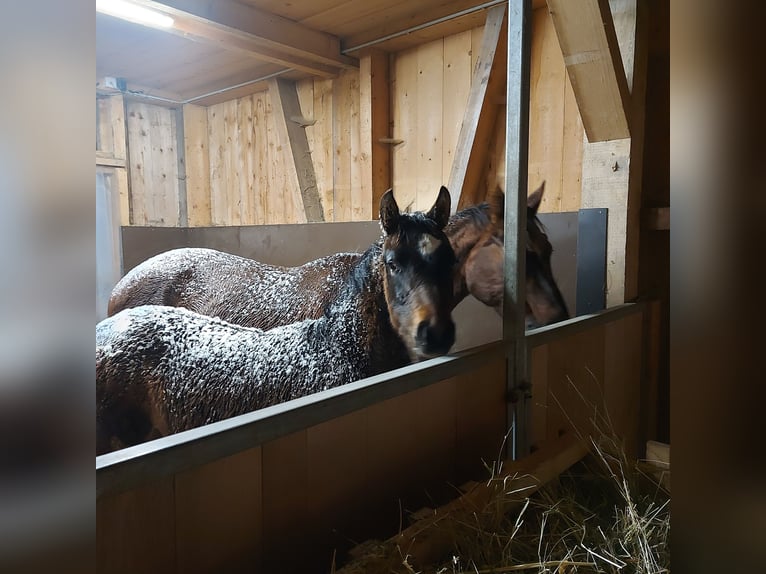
[337,429,670,574]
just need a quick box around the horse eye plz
[386,260,399,273]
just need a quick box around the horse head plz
[464,182,571,328]
[379,186,457,360]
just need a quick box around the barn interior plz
[96,1,669,572]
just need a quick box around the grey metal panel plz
[234,221,380,266]
[537,211,578,316]
[120,226,191,273]
[120,221,382,274]
[576,208,608,315]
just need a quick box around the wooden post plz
[546,0,631,142]
[359,49,391,219]
[268,78,325,222]
[578,0,649,306]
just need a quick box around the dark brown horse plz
[96,188,457,454]
[463,183,570,328]
[107,187,568,329]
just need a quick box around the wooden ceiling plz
[97,0,545,105]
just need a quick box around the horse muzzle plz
[415,318,456,358]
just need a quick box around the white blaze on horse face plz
[418,234,442,258]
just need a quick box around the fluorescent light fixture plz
[97,0,174,29]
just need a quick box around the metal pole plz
[503,0,532,461]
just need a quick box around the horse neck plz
[322,244,411,374]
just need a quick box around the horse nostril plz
[417,319,455,354]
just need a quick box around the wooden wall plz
[98,359,508,574]
[391,28,482,212]
[529,310,644,459]
[98,6,590,228]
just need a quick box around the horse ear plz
[379,189,400,234]
[488,185,505,227]
[426,186,451,229]
[527,181,545,216]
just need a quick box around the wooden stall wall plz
[98,359,508,574]
[99,69,373,227]
[391,28,482,212]
[391,10,585,215]
[125,101,182,226]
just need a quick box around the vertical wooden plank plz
[183,103,212,226]
[545,327,606,443]
[263,90,283,224]
[455,358,506,478]
[366,381,457,514]
[603,314,643,459]
[116,167,130,227]
[261,431,308,573]
[207,103,226,226]
[529,344,549,450]
[640,300,661,444]
[581,137,631,306]
[175,447,263,574]
[223,99,241,226]
[313,79,335,221]
[348,70,364,221]
[306,411,369,563]
[146,105,179,226]
[97,96,114,154]
[577,4,644,303]
[332,70,355,221]
[415,38,444,212]
[560,72,584,212]
[252,92,269,226]
[125,101,149,226]
[442,31,473,188]
[616,0,649,303]
[109,94,127,161]
[174,107,188,226]
[238,95,256,225]
[359,50,391,220]
[527,8,565,213]
[391,46,419,212]
[97,478,176,574]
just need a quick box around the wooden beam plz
[579,0,649,306]
[448,4,507,212]
[268,79,324,223]
[547,0,631,142]
[359,49,391,220]
[114,0,357,78]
